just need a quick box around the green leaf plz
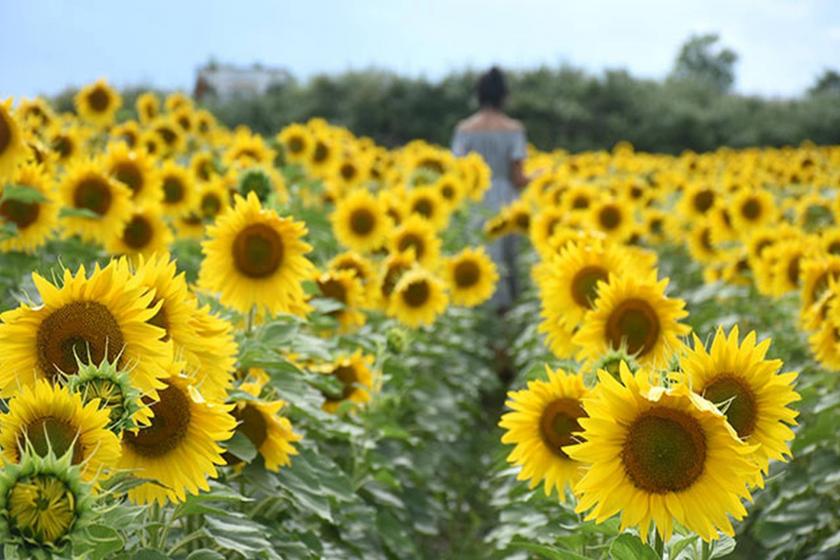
[508,538,590,560]
[609,534,659,560]
[60,206,102,219]
[74,524,125,558]
[0,184,47,204]
[224,430,258,462]
[711,535,736,558]
[132,550,170,560]
[186,550,226,560]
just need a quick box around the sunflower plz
[110,120,141,149]
[171,106,195,135]
[329,251,377,301]
[135,92,160,124]
[224,130,276,169]
[589,197,633,241]
[730,188,777,233]
[406,185,450,231]
[0,452,94,552]
[376,251,414,307]
[15,97,55,131]
[105,205,173,259]
[74,79,121,127]
[150,117,186,156]
[799,254,840,327]
[65,357,147,431]
[566,365,758,543]
[164,92,192,113]
[0,380,121,481]
[388,267,449,328]
[572,272,690,367]
[331,189,390,252]
[119,374,236,505]
[190,151,219,183]
[434,172,466,210]
[767,238,810,296]
[563,184,597,214]
[158,160,196,217]
[276,124,313,165]
[679,326,800,482]
[47,125,86,165]
[306,133,337,177]
[538,239,637,332]
[0,99,27,179]
[229,397,301,472]
[530,206,567,257]
[330,153,371,195]
[314,269,366,331]
[104,142,161,204]
[58,158,133,243]
[686,218,720,264]
[499,366,588,499]
[0,163,58,253]
[388,215,441,267]
[0,261,171,398]
[678,183,718,220]
[444,247,498,307]
[193,110,217,138]
[319,352,376,413]
[199,191,315,316]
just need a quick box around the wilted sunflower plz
[320,351,376,413]
[119,373,236,505]
[58,158,133,243]
[135,92,160,124]
[0,261,171,398]
[199,191,315,316]
[104,142,161,204]
[388,215,442,267]
[679,326,799,483]
[0,163,58,253]
[499,366,588,499]
[567,365,758,543]
[0,98,27,179]
[105,205,173,259]
[158,160,196,217]
[74,79,121,127]
[0,380,121,481]
[573,272,690,367]
[0,452,94,552]
[331,189,390,252]
[388,267,449,328]
[444,246,498,307]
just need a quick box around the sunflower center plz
[87,87,110,112]
[539,398,586,459]
[787,256,801,286]
[201,193,222,218]
[37,301,125,378]
[157,126,177,146]
[8,475,76,545]
[163,177,185,203]
[197,160,212,181]
[700,228,714,251]
[21,416,84,464]
[572,196,590,210]
[0,199,40,229]
[0,113,11,154]
[605,298,660,356]
[454,260,481,288]
[441,184,455,200]
[693,190,715,213]
[113,161,143,194]
[571,266,608,309]
[340,163,356,181]
[413,198,433,218]
[703,374,757,437]
[515,212,530,231]
[73,177,113,216]
[598,206,621,230]
[402,280,430,308]
[349,207,375,235]
[233,404,268,449]
[288,136,304,153]
[649,218,663,235]
[232,223,285,278]
[828,241,840,255]
[122,215,154,249]
[398,234,425,260]
[313,142,328,163]
[741,198,761,220]
[123,384,191,457]
[331,365,358,400]
[622,407,707,493]
[318,278,348,305]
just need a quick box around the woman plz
[452,67,530,311]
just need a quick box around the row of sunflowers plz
[0,78,836,558]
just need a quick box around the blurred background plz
[3,0,840,152]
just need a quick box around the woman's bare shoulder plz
[456,112,524,133]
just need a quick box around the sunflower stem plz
[700,540,712,560]
[246,305,256,335]
[654,530,665,558]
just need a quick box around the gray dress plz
[452,128,527,309]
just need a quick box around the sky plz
[2,0,839,100]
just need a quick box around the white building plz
[194,63,291,100]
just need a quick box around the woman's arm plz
[510,160,529,189]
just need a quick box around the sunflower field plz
[0,80,837,559]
